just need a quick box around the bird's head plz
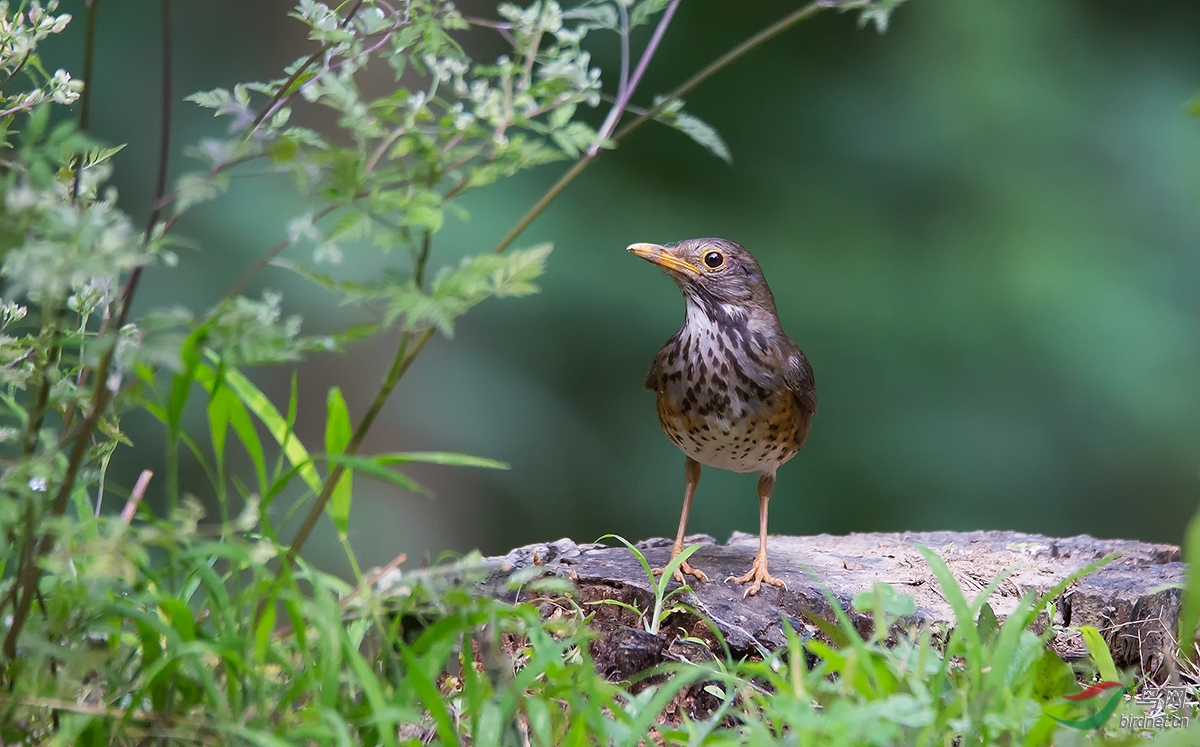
[627,237,777,314]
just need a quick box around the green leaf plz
[186,87,232,110]
[225,388,268,498]
[915,544,983,680]
[158,598,197,643]
[1079,625,1119,682]
[597,534,655,585]
[398,643,458,747]
[324,387,354,534]
[657,108,732,164]
[852,582,916,620]
[372,451,508,470]
[174,172,231,213]
[254,601,276,663]
[385,243,553,337]
[1188,92,1200,117]
[1032,648,1080,706]
[630,0,673,27]
[320,453,430,497]
[656,543,700,599]
[199,356,323,495]
[1180,505,1200,658]
[207,384,232,470]
[977,602,999,648]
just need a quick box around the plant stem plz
[70,0,99,200]
[2,0,176,663]
[586,0,679,159]
[492,0,829,255]
[617,4,630,99]
[259,227,437,615]
[117,0,173,321]
[3,343,118,659]
[146,0,173,237]
[614,1,829,141]
[265,328,434,597]
[245,0,366,138]
[223,203,338,301]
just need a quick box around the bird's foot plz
[727,557,786,598]
[652,560,709,585]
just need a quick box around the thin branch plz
[493,0,829,255]
[0,52,30,92]
[258,224,437,619]
[617,3,630,101]
[2,0,176,663]
[260,326,434,617]
[3,343,118,659]
[111,0,173,355]
[415,229,432,287]
[145,0,173,237]
[245,0,366,138]
[586,0,680,159]
[70,0,100,200]
[120,469,154,524]
[614,1,830,141]
[223,203,338,301]
[491,157,589,254]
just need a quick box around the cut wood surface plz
[484,531,1184,681]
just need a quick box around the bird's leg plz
[729,471,787,597]
[653,457,708,584]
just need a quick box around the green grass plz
[9,508,1195,745]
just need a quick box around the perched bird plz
[629,238,817,596]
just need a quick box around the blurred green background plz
[42,0,1200,573]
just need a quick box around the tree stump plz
[484,531,1184,682]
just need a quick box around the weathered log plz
[484,531,1184,682]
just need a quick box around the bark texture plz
[484,531,1184,681]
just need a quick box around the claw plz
[652,560,709,584]
[726,556,786,597]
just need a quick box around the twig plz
[586,0,680,159]
[258,222,438,618]
[245,0,366,138]
[223,203,338,300]
[617,3,630,101]
[121,469,154,524]
[614,1,829,141]
[0,52,29,92]
[257,326,435,623]
[70,0,100,200]
[493,0,829,255]
[2,0,176,662]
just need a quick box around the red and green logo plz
[1050,681,1128,730]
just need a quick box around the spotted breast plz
[648,293,813,474]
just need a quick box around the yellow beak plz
[627,242,700,276]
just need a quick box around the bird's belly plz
[656,387,807,474]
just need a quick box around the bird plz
[628,238,817,596]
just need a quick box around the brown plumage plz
[629,238,816,596]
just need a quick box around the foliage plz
[592,534,702,636]
[0,0,931,742]
[8,0,1187,744]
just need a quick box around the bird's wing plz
[645,350,665,392]
[781,345,818,415]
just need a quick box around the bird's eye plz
[703,251,724,269]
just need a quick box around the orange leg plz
[729,471,786,597]
[653,457,708,583]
